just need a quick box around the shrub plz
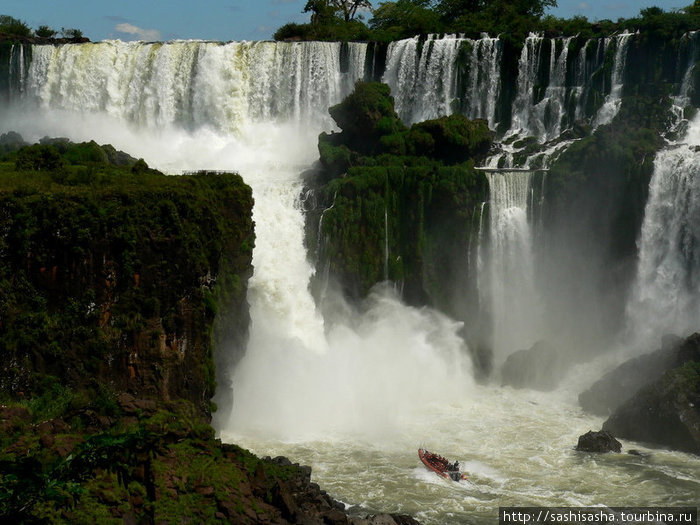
[35,25,57,38]
[0,15,32,38]
[15,145,64,172]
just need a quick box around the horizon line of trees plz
[275,0,700,42]
[0,15,84,41]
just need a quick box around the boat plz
[418,448,468,481]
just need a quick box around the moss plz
[0,145,254,416]
[307,82,490,314]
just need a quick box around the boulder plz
[500,340,565,390]
[579,333,699,416]
[575,430,622,453]
[602,361,700,454]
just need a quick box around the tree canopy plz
[0,13,83,41]
[276,0,700,42]
[304,0,373,23]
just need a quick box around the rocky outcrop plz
[0,166,254,420]
[579,333,699,415]
[305,82,490,374]
[602,361,700,454]
[500,340,564,390]
[575,430,622,453]
[0,401,421,524]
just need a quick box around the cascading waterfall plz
[25,40,367,131]
[8,45,25,101]
[482,171,542,362]
[626,113,700,347]
[515,35,573,141]
[464,36,502,125]
[383,34,502,126]
[3,34,700,525]
[383,35,463,123]
[509,33,546,139]
[9,37,476,438]
[593,31,633,127]
[677,31,698,105]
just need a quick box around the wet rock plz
[602,361,700,454]
[575,430,622,452]
[579,333,699,416]
[500,340,565,390]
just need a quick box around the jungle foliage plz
[0,14,83,42]
[275,1,700,43]
[306,81,490,317]
[0,134,254,409]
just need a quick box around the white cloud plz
[114,23,161,41]
[576,2,591,9]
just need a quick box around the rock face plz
[0,167,254,419]
[602,361,700,454]
[500,340,564,390]
[579,334,698,416]
[305,82,491,375]
[0,144,425,524]
[575,430,622,453]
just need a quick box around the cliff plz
[0,137,424,524]
[0,138,254,519]
[0,154,254,418]
[304,82,492,371]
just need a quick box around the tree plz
[304,0,373,23]
[304,0,338,24]
[370,0,442,38]
[0,15,32,37]
[437,0,557,21]
[61,27,83,39]
[35,25,57,38]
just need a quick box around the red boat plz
[418,448,468,481]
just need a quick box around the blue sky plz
[2,0,692,42]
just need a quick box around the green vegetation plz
[317,81,491,179]
[0,399,307,522]
[0,135,263,522]
[275,1,700,43]
[307,82,489,318]
[0,15,31,38]
[0,14,83,42]
[0,134,254,413]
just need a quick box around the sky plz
[2,0,693,43]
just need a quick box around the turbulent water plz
[3,35,700,524]
[626,113,700,349]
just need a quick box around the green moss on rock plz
[307,82,491,318]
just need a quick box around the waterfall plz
[509,33,545,139]
[25,40,366,132]
[3,35,700,522]
[5,44,29,102]
[6,39,476,440]
[463,36,502,126]
[593,31,633,127]
[383,34,502,126]
[482,171,542,362]
[626,114,700,346]
[383,35,464,123]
